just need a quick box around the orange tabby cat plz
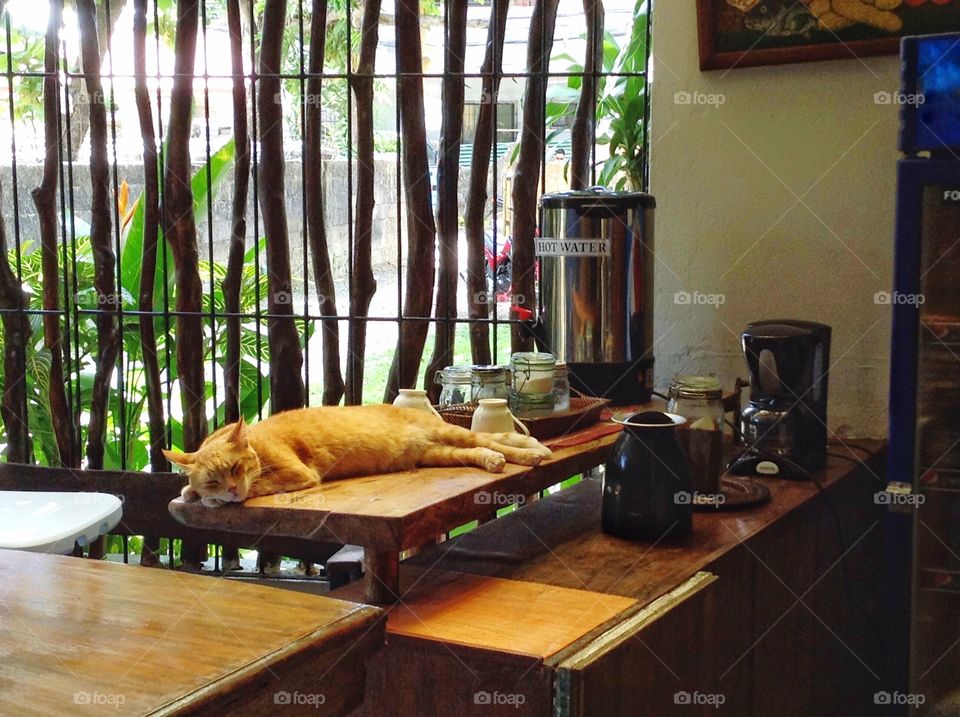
[164,405,553,507]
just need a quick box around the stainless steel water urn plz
[537,188,655,404]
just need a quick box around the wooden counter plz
[334,440,889,716]
[0,550,383,716]
[169,429,621,603]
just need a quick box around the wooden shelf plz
[168,409,632,603]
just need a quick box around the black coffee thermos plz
[602,411,693,541]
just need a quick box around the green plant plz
[0,139,309,470]
[546,0,649,190]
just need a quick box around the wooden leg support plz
[364,548,400,605]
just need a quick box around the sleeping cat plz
[164,405,553,507]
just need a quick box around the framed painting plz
[696,0,960,70]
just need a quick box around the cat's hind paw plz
[484,452,507,473]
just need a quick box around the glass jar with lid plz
[666,375,725,429]
[666,375,725,497]
[510,352,556,396]
[471,365,510,402]
[435,365,473,406]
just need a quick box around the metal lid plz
[611,411,686,428]
[668,375,723,401]
[510,352,556,368]
[437,365,472,383]
[540,187,656,211]
[471,364,508,376]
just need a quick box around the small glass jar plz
[510,352,556,396]
[435,365,473,406]
[667,375,725,497]
[471,365,510,403]
[553,361,570,413]
[666,375,724,429]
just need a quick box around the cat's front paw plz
[200,496,227,508]
[484,452,507,473]
[181,485,201,502]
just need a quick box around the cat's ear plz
[229,417,249,449]
[163,448,196,467]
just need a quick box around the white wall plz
[648,3,903,438]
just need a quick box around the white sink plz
[0,491,124,554]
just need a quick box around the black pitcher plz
[602,411,693,541]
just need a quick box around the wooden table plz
[331,440,890,715]
[0,549,383,716]
[169,425,621,604]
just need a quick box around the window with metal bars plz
[0,0,651,481]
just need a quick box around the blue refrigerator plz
[890,32,960,713]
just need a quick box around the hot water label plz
[536,238,611,256]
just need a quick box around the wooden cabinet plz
[336,440,889,716]
[552,573,718,717]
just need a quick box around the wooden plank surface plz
[336,567,636,659]
[403,441,886,606]
[168,429,622,551]
[0,549,383,716]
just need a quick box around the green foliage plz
[0,139,298,470]
[545,0,649,191]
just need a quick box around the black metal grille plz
[0,0,651,474]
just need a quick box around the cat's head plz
[163,418,261,508]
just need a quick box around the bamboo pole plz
[0,181,32,464]
[77,0,119,470]
[222,0,251,424]
[423,0,468,401]
[258,0,306,413]
[344,0,381,405]
[161,0,207,568]
[511,0,560,352]
[132,0,167,567]
[570,0,603,190]
[384,0,436,402]
[305,0,344,406]
[31,0,76,467]
[463,0,509,365]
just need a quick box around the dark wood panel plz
[552,573,718,717]
[349,639,554,717]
